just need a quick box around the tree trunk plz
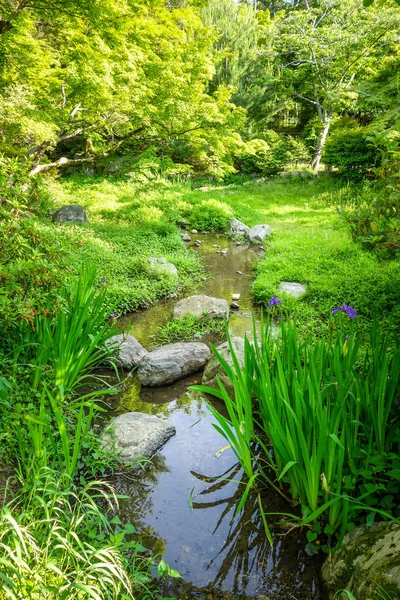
[311,117,331,171]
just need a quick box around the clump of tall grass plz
[193,309,400,545]
[0,469,153,599]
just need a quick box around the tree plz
[201,0,259,96]
[274,0,400,169]
[0,0,243,176]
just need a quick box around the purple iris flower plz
[109,312,118,319]
[268,296,282,307]
[331,303,357,319]
[101,277,106,283]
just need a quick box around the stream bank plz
[106,233,325,599]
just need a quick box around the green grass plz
[186,178,400,338]
[43,174,400,335]
[153,313,227,345]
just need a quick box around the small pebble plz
[236,241,241,246]
[181,233,191,242]
[221,249,227,255]
[216,250,221,254]
[195,240,202,244]
[236,270,243,275]
[191,229,198,234]
[230,301,240,310]
[212,244,220,248]
[232,293,241,301]
[259,246,265,251]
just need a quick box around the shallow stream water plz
[108,234,324,599]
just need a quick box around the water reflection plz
[110,392,323,599]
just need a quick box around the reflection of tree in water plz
[191,462,269,593]
[190,463,322,599]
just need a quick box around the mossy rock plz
[322,521,400,599]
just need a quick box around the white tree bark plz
[311,116,331,171]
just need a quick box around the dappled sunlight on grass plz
[48,175,399,338]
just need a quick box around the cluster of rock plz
[106,333,210,385]
[229,218,272,244]
[103,293,230,466]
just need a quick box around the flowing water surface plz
[107,234,324,599]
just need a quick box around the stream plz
[107,233,324,600]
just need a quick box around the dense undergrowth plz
[0,268,177,598]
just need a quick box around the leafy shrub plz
[339,129,400,252]
[323,126,377,178]
[236,135,286,175]
[236,132,309,175]
[189,198,233,231]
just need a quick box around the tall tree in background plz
[201,0,258,97]
[274,0,400,170]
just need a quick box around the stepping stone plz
[148,257,178,277]
[279,282,307,298]
[247,224,272,244]
[101,412,176,466]
[52,204,88,223]
[230,217,250,236]
[105,334,148,370]
[137,342,210,386]
[173,295,229,320]
[232,293,240,301]
[230,302,240,310]
[181,232,191,242]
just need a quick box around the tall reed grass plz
[193,311,400,544]
[0,469,152,599]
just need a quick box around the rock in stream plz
[138,342,210,386]
[106,334,148,370]
[173,295,229,320]
[101,412,176,466]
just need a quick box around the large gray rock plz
[148,257,178,277]
[202,337,245,399]
[101,412,176,466]
[279,281,307,298]
[138,342,210,386]
[230,218,250,236]
[173,295,229,320]
[52,204,88,223]
[322,522,400,599]
[247,224,272,244]
[106,334,148,370]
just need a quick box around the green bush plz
[339,129,400,252]
[323,127,377,178]
[0,470,157,599]
[236,132,309,175]
[189,198,233,231]
[236,134,286,175]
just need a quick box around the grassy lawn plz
[49,175,399,336]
